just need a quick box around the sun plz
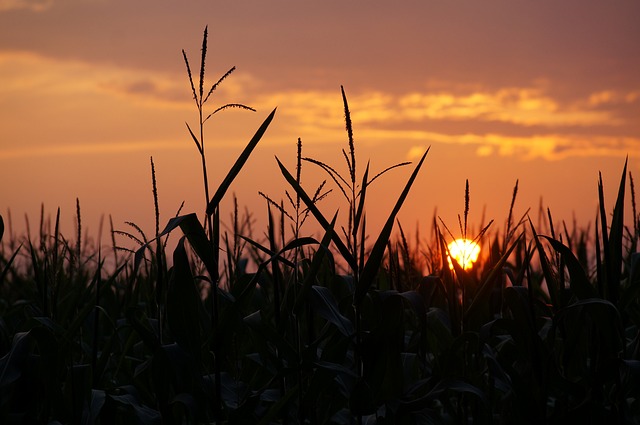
[447,239,481,270]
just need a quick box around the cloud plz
[253,85,638,160]
[587,90,640,107]
[0,51,637,162]
[406,146,429,161]
[396,87,621,127]
[254,84,632,135]
[407,133,640,162]
[0,51,254,110]
[461,131,629,162]
[0,0,52,12]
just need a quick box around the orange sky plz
[1,1,639,249]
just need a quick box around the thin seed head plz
[76,198,81,260]
[204,103,255,123]
[547,207,556,240]
[113,230,144,248]
[124,221,149,244]
[505,179,519,245]
[341,86,356,184]
[464,179,469,239]
[204,66,237,104]
[437,216,457,242]
[150,157,160,237]
[366,162,411,190]
[259,192,294,222]
[182,50,198,105]
[303,157,350,201]
[199,26,208,102]
[296,138,302,210]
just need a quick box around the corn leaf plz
[607,157,627,304]
[464,232,523,323]
[353,148,430,306]
[293,213,337,314]
[309,285,354,337]
[276,156,357,271]
[206,108,276,215]
[167,236,204,365]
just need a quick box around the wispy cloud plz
[1,51,637,162]
[0,51,252,109]
[257,85,628,129]
[396,88,621,127]
[405,133,640,162]
[254,85,639,160]
[0,0,52,12]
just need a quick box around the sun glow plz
[447,239,481,270]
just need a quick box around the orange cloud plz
[397,88,619,126]
[0,51,253,110]
[1,51,637,164]
[0,0,52,12]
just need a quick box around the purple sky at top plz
[0,0,639,244]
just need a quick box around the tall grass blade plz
[353,161,369,238]
[206,108,277,215]
[276,157,357,271]
[528,217,560,309]
[464,232,523,323]
[135,213,216,279]
[353,148,430,306]
[607,157,627,304]
[185,122,203,154]
[0,244,21,286]
[595,216,604,297]
[540,235,596,300]
[598,172,611,299]
[293,213,337,314]
[504,180,519,247]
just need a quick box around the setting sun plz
[447,238,481,270]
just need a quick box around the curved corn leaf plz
[539,235,596,300]
[293,212,337,314]
[134,213,216,280]
[464,232,523,323]
[206,108,277,215]
[309,285,354,337]
[606,157,627,304]
[276,156,357,271]
[528,218,559,309]
[353,161,370,238]
[0,243,21,287]
[353,148,430,306]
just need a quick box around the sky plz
[1,0,639,251]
